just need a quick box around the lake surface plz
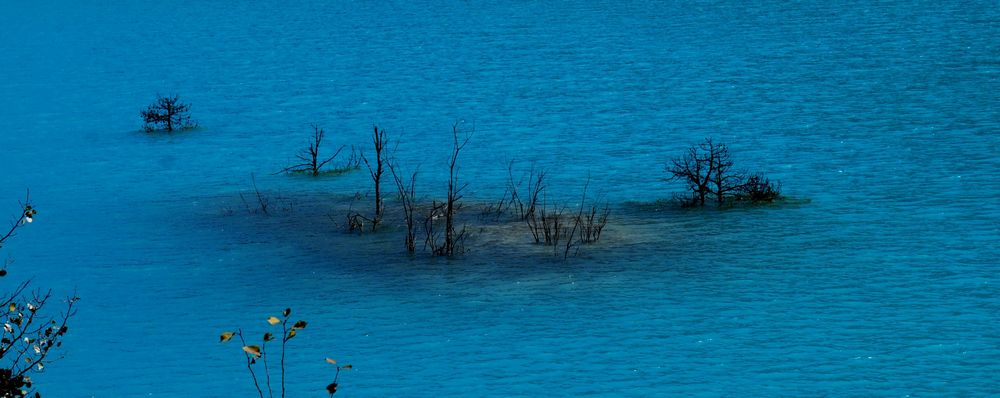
[1,1,998,396]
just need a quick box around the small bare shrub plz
[277,126,346,176]
[141,94,196,132]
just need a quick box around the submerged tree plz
[361,125,389,232]
[666,138,780,206]
[735,172,781,203]
[666,138,740,207]
[387,160,418,253]
[1,192,78,398]
[441,123,471,256]
[423,122,472,256]
[141,94,196,132]
[276,126,346,176]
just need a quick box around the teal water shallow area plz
[1,1,998,396]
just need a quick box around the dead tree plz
[522,169,548,243]
[276,125,346,176]
[141,95,196,132]
[503,160,546,222]
[563,180,590,259]
[706,140,743,207]
[438,122,472,256]
[577,203,610,243]
[667,138,744,207]
[239,173,270,215]
[423,202,446,254]
[388,161,418,253]
[362,125,388,231]
[423,123,472,257]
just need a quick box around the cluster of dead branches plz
[141,94,196,132]
[423,123,471,256]
[387,162,418,253]
[276,126,346,176]
[496,165,610,259]
[349,125,389,233]
[666,138,781,207]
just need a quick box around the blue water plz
[2,1,999,396]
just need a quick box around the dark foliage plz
[736,173,781,203]
[0,368,35,398]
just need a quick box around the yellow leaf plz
[267,316,281,325]
[7,303,14,312]
[220,332,235,343]
[243,345,262,358]
[292,320,307,330]
[325,358,337,365]
[287,329,296,339]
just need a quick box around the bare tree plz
[521,169,548,244]
[667,138,784,207]
[276,126,346,176]
[239,173,271,215]
[667,138,743,207]
[706,140,743,207]
[388,160,418,253]
[422,202,446,254]
[563,178,592,259]
[423,123,473,256]
[362,125,388,231]
[667,142,709,207]
[438,122,472,256]
[577,202,609,243]
[500,160,545,223]
[141,94,196,132]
